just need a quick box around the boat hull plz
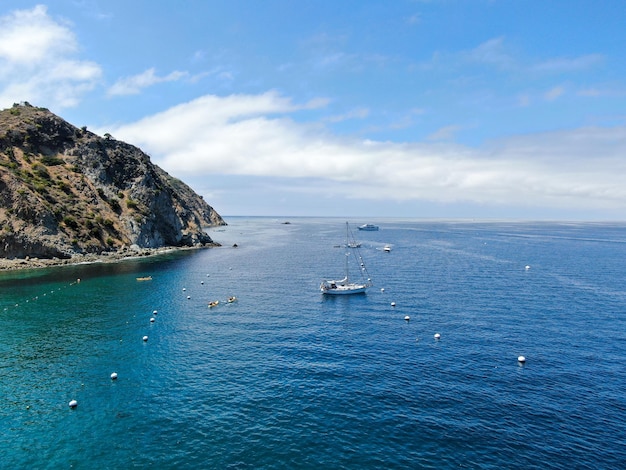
[320,282,368,295]
[322,286,367,295]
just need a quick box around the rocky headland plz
[0,102,225,270]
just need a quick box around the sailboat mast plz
[345,221,350,282]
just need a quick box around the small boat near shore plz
[358,224,379,231]
[136,276,152,281]
[208,300,219,308]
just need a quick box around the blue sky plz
[2,1,626,219]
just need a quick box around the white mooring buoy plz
[434,333,441,340]
[69,400,78,408]
[143,335,148,342]
[518,355,526,364]
[391,302,396,307]
[110,372,118,380]
[150,317,155,323]
[152,310,158,315]
[404,315,410,321]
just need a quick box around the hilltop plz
[0,102,225,269]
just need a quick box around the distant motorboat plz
[321,222,372,295]
[136,276,152,281]
[383,245,391,252]
[358,224,379,231]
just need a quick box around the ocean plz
[1,217,625,469]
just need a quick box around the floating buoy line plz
[1,278,82,313]
[3,272,236,409]
[10,269,531,412]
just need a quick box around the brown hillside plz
[0,102,225,261]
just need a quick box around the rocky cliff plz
[0,102,225,260]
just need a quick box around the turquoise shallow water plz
[1,218,625,469]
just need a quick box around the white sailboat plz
[321,222,373,295]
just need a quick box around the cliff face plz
[0,103,225,259]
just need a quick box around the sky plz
[1,1,626,219]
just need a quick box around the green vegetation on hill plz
[0,102,225,260]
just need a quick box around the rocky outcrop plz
[0,102,225,260]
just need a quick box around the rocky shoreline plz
[0,244,218,271]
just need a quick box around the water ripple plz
[1,219,625,468]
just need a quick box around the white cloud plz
[314,52,352,69]
[325,107,370,123]
[517,93,531,107]
[191,50,206,63]
[576,86,626,99]
[406,14,421,25]
[101,91,317,152]
[103,91,626,213]
[464,37,514,70]
[0,5,101,109]
[461,37,603,79]
[532,54,604,73]
[107,68,188,96]
[0,5,75,64]
[544,85,565,101]
[427,124,463,141]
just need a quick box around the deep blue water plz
[1,218,625,469]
